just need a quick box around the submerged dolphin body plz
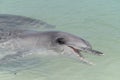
[0,14,55,30]
[0,14,104,65]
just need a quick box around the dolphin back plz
[0,14,55,30]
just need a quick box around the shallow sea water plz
[0,0,120,80]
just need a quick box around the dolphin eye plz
[56,38,66,45]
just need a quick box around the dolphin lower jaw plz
[65,45,104,65]
[66,46,93,65]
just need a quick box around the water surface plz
[0,0,120,80]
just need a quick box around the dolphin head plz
[49,31,103,55]
[46,31,104,64]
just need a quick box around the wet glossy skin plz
[0,14,103,65]
[0,31,104,65]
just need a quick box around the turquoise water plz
[0,0,120,80]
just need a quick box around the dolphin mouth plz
[68,46,80,54]
[68,46,85,59]
[68,46,104,56]
[68,46,104,65]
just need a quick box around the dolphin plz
[0,30,104,65]
[0,14,55,30]
[0,14,104,65]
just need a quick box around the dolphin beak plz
[68,45,104,56]
[80,47,104,56]
[67,45,104,65]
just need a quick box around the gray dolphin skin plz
[0,14,104,65]
[0,14,55,30]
